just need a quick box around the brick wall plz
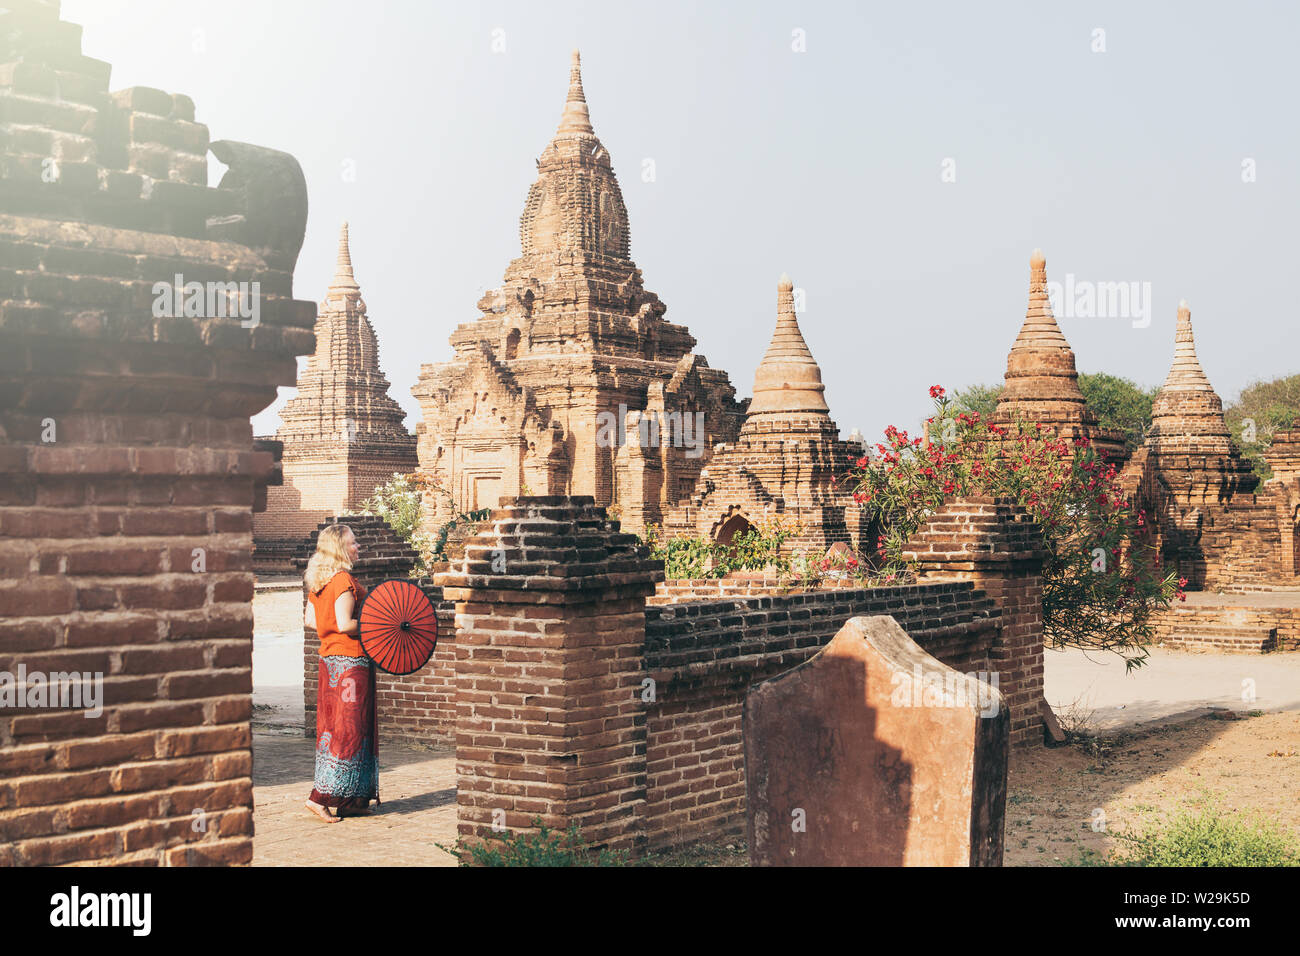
[0,0,313,865]
[900,496,1049,749]
[649,573,866,603]
[1153,599,1300,653]
[327,494,1044,856]
[640,581,1000,847]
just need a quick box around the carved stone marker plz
[744,615,1008,866]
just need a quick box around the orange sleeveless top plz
[310,570,367,659]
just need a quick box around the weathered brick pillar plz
[0,1,313,865]
[901,497,1048,748]
[434,495,663,854]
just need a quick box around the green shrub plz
[361,473,490,577]
[642,520,797,579]
[438,817,629,867]
[360,472,423,542]
[1073,806,1299,867]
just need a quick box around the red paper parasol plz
[357,579,439,675]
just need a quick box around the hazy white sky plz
[64,0,1298,442]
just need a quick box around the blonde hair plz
[305,524,356,593]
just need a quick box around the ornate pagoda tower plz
[254,223,418,569]
[659,275,861,553]
[991,250,1128,462]
[413,51,744,532]
[1142,300,1266,587]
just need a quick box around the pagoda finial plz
[329,220,360,293]
[1011,247,1070,351]
[1161,299,1213,391]
[556,49,594,136]
[746,274,830,419]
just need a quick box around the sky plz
[64,0,1299,443]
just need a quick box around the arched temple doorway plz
[714,513,755,548]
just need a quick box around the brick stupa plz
[254,223,417,570]
[1141,301,1269,587]
[413,52,744,533]
[992,250,1127,462]
[660,275,861,553]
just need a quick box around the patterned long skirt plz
[310,655,379,810]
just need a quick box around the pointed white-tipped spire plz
[1160,299,1214,391]
[556,50,594,136]
[330,221,360,292]
[1012,247,1071,351]
[747,274,830,418]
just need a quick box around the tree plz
[951,383,1001,419]
[852,386,1183,669]
[1077,372,1158,451]
[950,374,1157,452]
[1224,374,1300,480]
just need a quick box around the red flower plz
[929,385,946,399]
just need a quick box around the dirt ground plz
[1004,709,1300,865]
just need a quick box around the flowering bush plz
[850,386,1183,669]
[360,472,424,541]
[787,543,873,590]
[362,473,488,577]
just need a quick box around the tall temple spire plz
[516,50,630,261]
[1148,300,1235,455]
[329,220,360,295]
[1160,299,1213,391]
[1010,249,1076,355]
[746,274,831,419]
[995,248,1091,417]
[556,49,594,137]
[278,222,409,442]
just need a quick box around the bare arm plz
[333,590,359,636]
[304,599,316,630]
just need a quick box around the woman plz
[303,523,379,823]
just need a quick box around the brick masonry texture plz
[0,0,315,864]
[432,496,664,853]
[659,275,863,554]
[286,492,1040,856]
[642,576,1002,849]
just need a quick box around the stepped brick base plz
[1154,594,1300,653]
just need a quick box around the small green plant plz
[643,516,799,579]
[361,472,491,577]
[361,472,424,542]
[1072,805,1300,867]
[437,817,629,867]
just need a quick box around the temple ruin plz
[253,223,417,573]
[992,250,1129,463]
[989,252,1300,649]
[659,274,863,551]
[411,52,746,535]
[1,1,1296,870]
